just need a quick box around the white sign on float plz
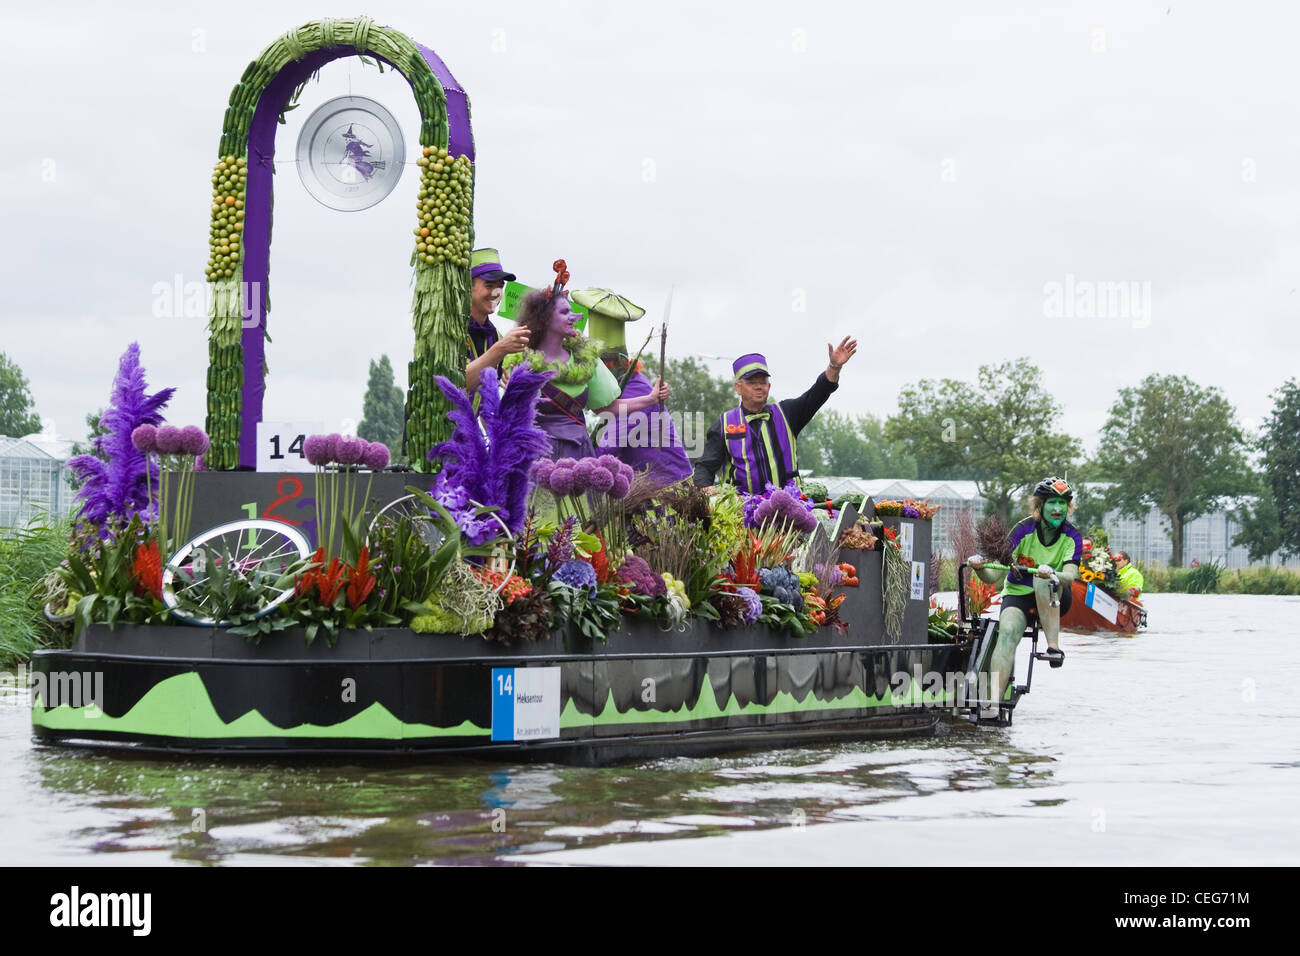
[492,667,562,742]
[911,561,926,601]
[899,522,914,561]
[1086,583,1119,624]
[256,421,322,473]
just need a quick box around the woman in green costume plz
[503,261,667,460]
[968,476,1082,719]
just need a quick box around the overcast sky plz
[4,0,1297,459]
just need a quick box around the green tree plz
[358,355,405,460]
[1233,378,1300,560]
[70,408,107,459]
[798,410,918,478]
[1095,374,1251,567]
[885,358,1082,523]
[0,352,42,438]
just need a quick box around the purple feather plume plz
[428,366,553,535]
[67,343,176,528]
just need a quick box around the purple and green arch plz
[203,17,475,470]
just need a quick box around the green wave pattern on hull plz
[31,672,959,741]
[560,678,958,729]
[31,673,489,740]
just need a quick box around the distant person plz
[1115,551,1145,600]
[465,247,530,391]
[692,337,858,494]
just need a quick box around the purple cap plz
[471,247,517,282]
[732,353,771,381]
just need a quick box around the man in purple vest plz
[466,247,530,391]
[692,337,858,494]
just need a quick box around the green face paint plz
[1043,496,1068,528]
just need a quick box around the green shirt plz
[1003,517,1084,596]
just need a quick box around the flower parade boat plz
[30,18,1004,762]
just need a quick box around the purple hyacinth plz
[179,425,210,455]
[363,441,390,471]
[303,434,331,466]
[335,435,365,465]
[554,559,597,594]
[130,424,157,452]
[903,506,920,518]
[154,425,182,454]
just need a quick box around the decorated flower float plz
[31,18,993,761]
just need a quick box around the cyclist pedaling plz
[968,476,1082,719]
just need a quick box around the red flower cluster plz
[296,547,375,610]
[472,567,534,604]
[132,540,163,601]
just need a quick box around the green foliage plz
[1234,379,1300,561]
[358,355,406,463]
[1095,374,1251,568]
[1182,560,1223,594]
[0,518,70,666]
[58,517,170,635]
[885,358,1081,523]
[799,411,918,479]
[0,351,42,438]
[547,579,622,643]
[937,557,958,592]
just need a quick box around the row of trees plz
[632,355,1296,568]
[13,345,1295,568]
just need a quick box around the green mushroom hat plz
[570,288,646,352]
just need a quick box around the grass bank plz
[0,518,70,668]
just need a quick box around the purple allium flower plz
[736,586,762,624]
[530,458,556,489]
[597,454,621,474]
[325,433,342,461]
[573,458,597,482]
[589,463,615,494]
[179,425,210,455]
[195,454,207,472]
[616,554,666,597]
[549,466,574,497]
[611,473,631,499]
[363,441,390,471]
[130,424,157,452]
[554,559,598,594]
[303,434,331,466]
[154,425,182,454]
[335,436,365,465]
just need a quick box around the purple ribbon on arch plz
[236,41,474,468]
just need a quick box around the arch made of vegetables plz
[203,17,475,471]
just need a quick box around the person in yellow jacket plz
[1114,551,1144,600]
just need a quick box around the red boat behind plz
[1060,578,1146,633]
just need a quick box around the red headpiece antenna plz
[546,258,571,299]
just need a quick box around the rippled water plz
[3,593,1296,865]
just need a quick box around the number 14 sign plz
[256,421,324,473]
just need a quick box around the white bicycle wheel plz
[366,494,516,592]
[163,519,312,627]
